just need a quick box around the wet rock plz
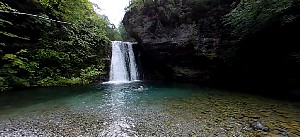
[251,121,269,131]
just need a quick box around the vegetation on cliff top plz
[127,0,300,37]
[225,0,300,40]
[225,0,300,64]
[0,0,119,91]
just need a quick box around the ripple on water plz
[0,82,299,136]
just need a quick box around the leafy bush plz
[37,65,105,86]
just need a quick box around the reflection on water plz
[100,84,137,137]
[0,82,299,136]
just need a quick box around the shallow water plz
[0,82,299,136]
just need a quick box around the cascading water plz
[108,41,139,83]
[127,42,138,81]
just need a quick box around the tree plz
[118,23,134,42]
[0,0,112,91]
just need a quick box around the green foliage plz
[125,0,214,26]
[0,1,16,11]
[99,16,123,41]
[118,23,134,42]
[225,0,299,39]
[37,65,105,86]
[289,52,300,63]
[0,31,30,40]
[0,49,37,90]
[1,0,112,91]
[0,3,20,39]
[0,77,8,91]
[0,18,13,26]
[126,0,145,11]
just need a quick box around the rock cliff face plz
[123,0,300,94]
[123,0,233,82]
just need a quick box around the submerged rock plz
[251,121,269,131]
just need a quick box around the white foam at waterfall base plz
[105,41,139,84]
[103,80,141,84]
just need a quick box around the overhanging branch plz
[0,10,71,24]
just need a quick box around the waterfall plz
[127,42,138,81]
[108,41,139,83]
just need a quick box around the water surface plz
[0,82,299,136]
